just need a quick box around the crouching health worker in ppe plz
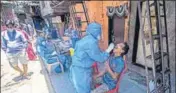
[91,42,129,93]
[70,22,115,93]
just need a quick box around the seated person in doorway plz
[64,22,80,48]
[39,35,70,73]
[43,24,61,40]
[91,42,129,93]
[50,25,61,40]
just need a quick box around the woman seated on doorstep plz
[91,42,129,93]
[38,35,71,73]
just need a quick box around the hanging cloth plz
[107,1,115,18]
[107,6,115,18]
[115,5,125,17]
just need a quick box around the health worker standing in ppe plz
[70,22,114,93]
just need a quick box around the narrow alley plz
[1,1,175,93]
[1,49,49,93]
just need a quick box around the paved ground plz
[47,63,146,93]
[48,70,146,93]
[1,49,49,93]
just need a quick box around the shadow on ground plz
[12,72,34,82]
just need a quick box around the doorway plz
[108,15,125,45]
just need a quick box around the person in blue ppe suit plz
[36,33,69,73]
[50,26,60,40]
[43,24,61,40]
[43,24,50,37]
[70,22,115,93]
[36,32,46,57]
[64,23,80,48]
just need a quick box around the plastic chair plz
[36,43,64,74]
[92,63,99,74]
[46,55,64,74]
[92,60,127,93]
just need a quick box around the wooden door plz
[113,15,125,44]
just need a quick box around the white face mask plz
[97,35,101,40]
[8,28,14,32]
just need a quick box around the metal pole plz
[137,2,150,93]
[71,2,78,31]
[82,1,89,24]
[156,0,165,88]
[162,0,171,92]
[154,0,162,54]
[146,1,158,92]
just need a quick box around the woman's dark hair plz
[121,42,129,56]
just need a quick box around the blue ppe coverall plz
[64,28,80,48]
[36,36,46,57]
[71,29,80,48]
[32,17,43,31]
[36,37,67,73]
[43,25,49,36]
[50,27,60,39]
[43,26,60,40]
[70,22,110,93]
